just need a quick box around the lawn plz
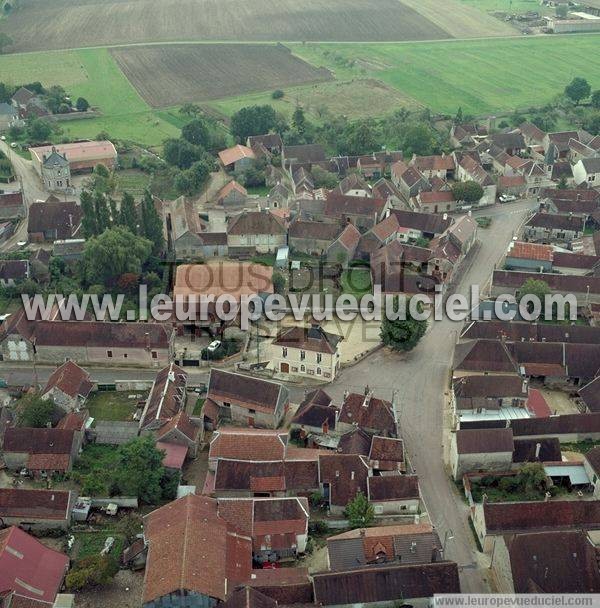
[192,398,205,416]
[340,268,372,297]
[72,531,125,562]
[114,169,152,196]
[292,35,600,116]
[86,391,142,422]
[458,0,553,14]
[0,48,179,147]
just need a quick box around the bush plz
[272,89,284,100]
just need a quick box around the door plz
[280,362,289,373]
[248,417,255,427]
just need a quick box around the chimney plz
[535,443,542,459]
[443,213,448,221]
[359,529,366,538]
[145,332,150,350]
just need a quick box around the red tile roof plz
[369,436,404,463]
[526,389,551,418]
[273,324,342,355]
[367,474,419,501]
[484,500,600,533]
[140,363,187,430]
[4,427,76,456]
[42,360,93,400]
[155,410,199,443]
[26,453,71,471]
[508,241,553,262]
[338,392,396,436]
[0,526,69,604]
[143,494,252,603]
[209,428,287,462]
[0,489,72,521]
[219,145,255,167]
[455,428,514,454]
[157,441,188,470]
[318,454,370,507]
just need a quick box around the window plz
[300,365,305,372]
[317,368,322,375]
[316,353,322,363]
[282,347,288,358]
[151,351,157,359]
[300,350,306,361]
[107,350,113,358]
[249,409,256,414]
[123,353,128,359]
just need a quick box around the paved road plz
[0,140,47,251]
[318,199,537,592]
[0,199,536,590]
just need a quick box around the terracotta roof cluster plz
[324,192,387,220]
[143,494,252,604]
[288,220,342,242]
[338,391,396,436]
[389,209,452,235]
[241,567,313,604]
[368,436,404,465]
[526,212,585,232]
[218,496,309,552]
[337,427,372,456]
[319,453,370,508]
[292,390,337,430]
[42,360,93,401]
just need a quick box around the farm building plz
[29,140,118,176]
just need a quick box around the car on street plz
[499,194,517,203]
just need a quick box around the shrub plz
[272,90,284,100]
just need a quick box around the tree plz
[556,4,568,17]
[557,175,568,189]
[179,103,201,117]
[230,105,279,142]
[341,120,380,156]
[583,113,600,136]
[76,97,89,112]
[380,297,427,352]
[565,77,591,105]
[592,90,600,109]
[93,190,111,233]
[401,123,435,157]
[119,191,138,234]
[312,165,338,189]
[27,118,52,143]
[345,491,374,529]
[182,118,211,148]
[452,180,484,204]
[80,189,99,238]
[516,462,547,493]
[65,555,119,591]
[17,393,55,428]
[520,278,550,315]
[163,138,204,169]
[292,105,307,136]
[83,226,152,286]
[140,190,164,255]
[114,436,166,504]
[454,106,464,124]
[272,89,284,99]
[0,32,12,54]
[116,512,143,543]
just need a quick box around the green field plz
[458,0,552,14]
[292,35,600,116]
[0,48,179,147]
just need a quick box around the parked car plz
[499,194,517,203]
[207,340,222,353]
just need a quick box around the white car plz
[207,340,222,353]
[499,194,517,203]
[0,135,6,141]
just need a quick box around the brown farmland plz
[0,0,451,53]
[110,44,334,107]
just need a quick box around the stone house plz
[41,360,94,412]
[322,192,389,232]
[218,144,256,172]
[450,428,514,480]
[215,180,247,207]
[524,212,585,244]
[0,191,25,220]
[227,210,287,253]
[206,369,288,429]
[40,147,71,191]
[0,259,29,287]
[0,488,74,531]
[271,322,342,380]
[573,157,600,187]
[27,199,82,242]
[367,474,421,515]
[0,311,174,367]
[337,390,397,437]
[288,220,342,256]
[325,223,361,266]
